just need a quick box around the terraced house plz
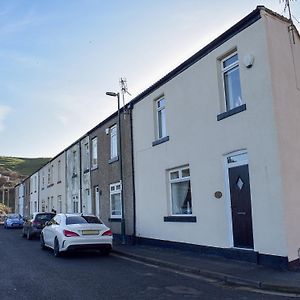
[14,6,300,267]
[131,6,300,268]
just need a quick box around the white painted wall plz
[17,183,24,216]
[133,15,288,257]
[47,152,67,213]
[39,163,49,212]
[29,172,39,214]
[265,13,300,261]
[81,136,92,214]
[66,143,81,213]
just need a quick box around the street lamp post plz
[106,91,126,244]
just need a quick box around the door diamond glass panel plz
[236,177,244,190]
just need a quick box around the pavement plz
[112,243,300,295]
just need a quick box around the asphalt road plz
[0,226,296,300]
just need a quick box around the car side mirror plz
[45,221,51,226]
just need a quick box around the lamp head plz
[106,91,118,97]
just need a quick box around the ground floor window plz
[110,182,122,218]
[169,166,192,215]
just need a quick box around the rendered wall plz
[265,13,300,261]
[132,17,287,257]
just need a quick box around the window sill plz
[217,104,246,121]
[109,156,119,164]
[109,218,122,222]
[164,216,197,223]
[83,169,90,174]
[57,181,62,184]
[47,183,54,188]
[91,166,98,171]
[152,136,170,147]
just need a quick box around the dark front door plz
[229,164,254,249]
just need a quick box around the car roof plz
[63,213,98,217]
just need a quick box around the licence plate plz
[82,230,99,235]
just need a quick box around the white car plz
[40,213,113,257]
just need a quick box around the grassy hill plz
[0,156,51,177]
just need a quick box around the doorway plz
[226,152,254,249]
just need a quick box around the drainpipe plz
[129,104,137,244]
[79,142,83,213]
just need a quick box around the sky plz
[0,0,299,158]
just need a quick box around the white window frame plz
[155,96,167,139]
[91,137,98,169]
[221,52,243,111]
[110,125,118,159]
[169,166,192,216]
[110,182,122,218]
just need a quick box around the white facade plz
[132,8,300,263]
[48,152,66,213]
[81,136,92,214]
[39,163,49,212]
[16,183,25,216]
[66,143,81,213]
[29,172,39,214]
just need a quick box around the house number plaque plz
[214,191,222,199]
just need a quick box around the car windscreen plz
[36,214,55,221]
[66,216,88,225]
[82,216,102,224]
[8,214,20,219]
[66,216,102,225]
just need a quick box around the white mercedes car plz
[40,213,113,257]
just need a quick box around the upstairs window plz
[91,137,98,169]
[222,53,242,111]
[110,125,118,159]
[156,97,167,139]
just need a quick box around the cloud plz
[0,105,11,131]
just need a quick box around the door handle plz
[237,212,246,215]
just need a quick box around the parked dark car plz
[22,212,56,240]
[4,214,24,228]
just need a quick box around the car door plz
[43,215,60,247]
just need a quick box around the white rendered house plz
[131,7,300,267]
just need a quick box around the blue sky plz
[0,0,299,158]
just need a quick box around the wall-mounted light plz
[243,54,254,68]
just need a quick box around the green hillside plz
[0,156,51,177]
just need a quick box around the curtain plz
[171,180,191,214]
